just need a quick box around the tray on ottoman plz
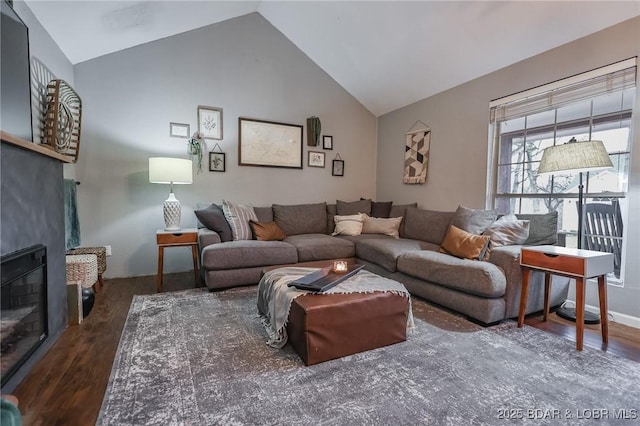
[258,265,413,366]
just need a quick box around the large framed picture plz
[238,117,303,169]
[198,105,223,140]
[308,151,325,168]
[209,152,226,172]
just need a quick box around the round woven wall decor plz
[44,79,82,162]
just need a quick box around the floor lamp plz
[538,138,613,323]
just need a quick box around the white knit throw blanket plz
[257,267,415,348]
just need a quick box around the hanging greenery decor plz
[188,132,204,173]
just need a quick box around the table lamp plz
[149,157,193,231]
[538,138,612,322]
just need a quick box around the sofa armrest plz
[198,228,222,250]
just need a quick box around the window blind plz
[490,58,637,122]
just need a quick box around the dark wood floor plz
[11,274,640,425]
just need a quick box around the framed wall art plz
[323,135,333,150]
[209,152,226,172]
[170,122,190,138]
[238,117,303,169]
[198,105,223,140]
[332,159,344,176]
[308,151,325,168]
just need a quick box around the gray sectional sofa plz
[196,201,569,325]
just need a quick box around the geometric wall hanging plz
[403,122,431,184]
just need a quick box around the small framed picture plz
[332,159,344,176]
[198,105,223,140]
[323,135,333,150]
[170,122,190,138]
[308,151,325,168]
[209,152,226,172]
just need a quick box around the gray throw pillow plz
[194,204,233,242]
[516,212,558,245]
[451,205,498,235]
[337,199,372,216]
[389,203,418,238]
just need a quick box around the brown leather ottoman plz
[286,291,410,366]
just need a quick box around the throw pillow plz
[483,214,530,247]
[337,199,372,216]
[371,201,393,218]
[249,221,287,241]
[451,205,498,235]
[222,200,258,241]
[194,203,233,242]
[332,214,365,236]
[361,215,403,238]
[440,225,491,261]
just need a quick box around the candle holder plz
[333,260,348,274]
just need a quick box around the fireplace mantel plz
[1,131,73,163]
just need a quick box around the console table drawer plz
[521,250,584,276]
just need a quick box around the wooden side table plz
[156,228,199,292]
[518,245,613,351]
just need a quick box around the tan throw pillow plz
[332,214,364,236]
[483,214,530,247]
[362,215,403,238]
[440,225,490,260]
[249,221,287,241]
[222,200,258,241]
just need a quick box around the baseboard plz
[563,300,640,329]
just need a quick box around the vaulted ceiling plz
[24,1,640,116]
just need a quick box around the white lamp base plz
[163,192,181,231]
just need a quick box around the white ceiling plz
[23,0,640,116]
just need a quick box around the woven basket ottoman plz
[65,254,98,290]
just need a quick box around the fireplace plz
[1,244,48,387]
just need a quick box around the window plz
[488,58,636,282]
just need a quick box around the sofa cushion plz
[440,225,490,260]
[332,214,365,236]
[403,207,454,245]
[483,214,530,248]
[222,200,259,241]
[362,215,402,238]
[516,212,558,245]
[285,234,355,262]
[397,251,506,298]
[249,221,287,241]
[273,203,327,236]
[337,199,371,215]
[388,203,418,237]
[451,205,497,235]
[194,204,233,242]
[201,240,298,270]
[356,238,437,272]
[253,206,273,223]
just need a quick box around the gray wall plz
[377,17,640,320]
[0,0,75,393]
[73,13,376,278]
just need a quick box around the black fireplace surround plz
[1,244,48,387]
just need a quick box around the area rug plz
[97,287,640,425]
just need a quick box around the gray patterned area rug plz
[97,287,640,425]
